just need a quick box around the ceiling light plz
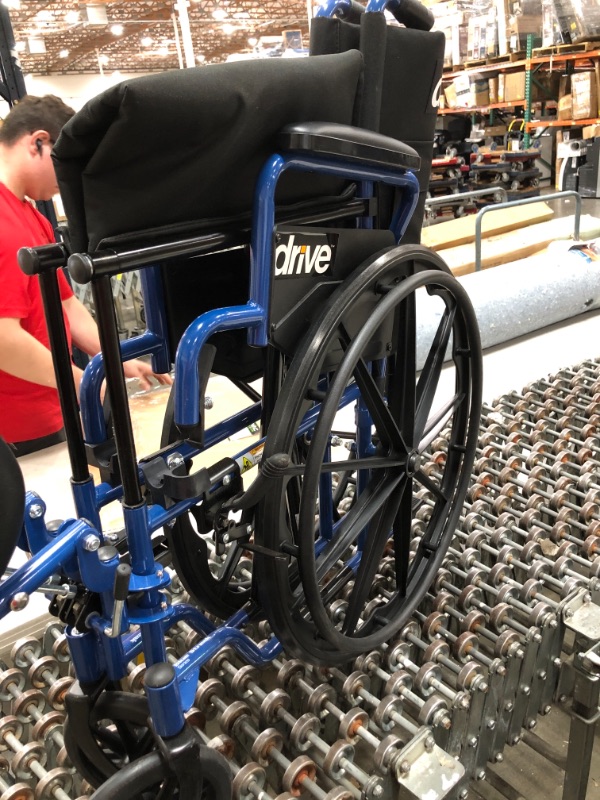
[248,37,257,46]
[110,24,124,36]
[65,11,80,23]
[35,10,52,21]
[157,46,169,56]
[26,37,46,55]
[80,4,108,26]
[1,1,21,9]
[196,54,206,63]
[14,40,26,52]
[141,36,153,47]
[222,23,235,35]
[98,53,109,65]
[212,8,227,20]
[59,49,69,58]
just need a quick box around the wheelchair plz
[5,0,483,796]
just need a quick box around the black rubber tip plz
[113,563,131,601]
[144,662,176,689]
[67,253,94,284]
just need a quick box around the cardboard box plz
[453,73,472,107]
[471,77,490,106]
[444,83,458,108]
[498,72,506,102]
[571,71,598,120]
[507,14,543,50]
[557,94,572,120]
[489,75,499,103]
[583,124,600,139]
[551,0,600,43]
[501,70,560,104]
[504,71,526,102]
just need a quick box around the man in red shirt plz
[0,95,172,456]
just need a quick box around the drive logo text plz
[274,233,337,277]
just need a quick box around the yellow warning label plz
[242,456,254,472]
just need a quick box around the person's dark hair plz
[0,95,75,145]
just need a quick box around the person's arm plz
[0,316,84,393]
[62,296,172,391]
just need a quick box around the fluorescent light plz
[65,11,80,23]
[212,8,226,20]
[80,4,108,26]
[1,1,21,10]
[27,37,46,55]
[59,49,69,58]
[222,23,235,35]
[141,36,153,47]
[110,23,124,36]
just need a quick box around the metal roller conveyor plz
[2,359,600,800]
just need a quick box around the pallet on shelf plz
[532,40,599,57]
[486,51,526,65]
[421,202,553,250]
[440,214,600,275]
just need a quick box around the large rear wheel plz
[255,245,482,664]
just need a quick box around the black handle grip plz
[18,243,68,276]
[114,563,131,602]
[340,0,365,22]
[390,0,434,31]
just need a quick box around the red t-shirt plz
[0,183,73,443]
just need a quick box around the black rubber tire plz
[254,244,482,664]
[160,385,252,618]
[64,691,153,788]
[0,437,25,576]
[89,746,231,800]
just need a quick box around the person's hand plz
[123,359,173,392]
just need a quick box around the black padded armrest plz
[278,122,420,172]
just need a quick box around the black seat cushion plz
[52,51,364,254]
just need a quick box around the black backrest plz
[52,51,363,255]
[310,13,445,243]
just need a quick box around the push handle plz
[366,0,434,30]
[316,0,365,21]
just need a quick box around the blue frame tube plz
[174,156,417,429]
[80,330,166,445]
[174,304,263,432]
[0,520,91,619]
[249,154,419,348]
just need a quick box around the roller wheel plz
[255,244,482,664]
[160,386,252,618]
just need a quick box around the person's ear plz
[29,130,51,157]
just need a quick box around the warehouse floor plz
[5,189,600,799]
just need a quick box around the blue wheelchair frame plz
[12,140,419,740]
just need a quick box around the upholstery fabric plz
[53,51,364,253]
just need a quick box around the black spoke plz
[415,304,456,444]
[417,392,465,453]
[388,293,416,451]
[413,468,448,503]
[339,325,407,453]
[314,470,405,582]
[342,472,407,634]
[283,454,408,476]
[393,475,414,600]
